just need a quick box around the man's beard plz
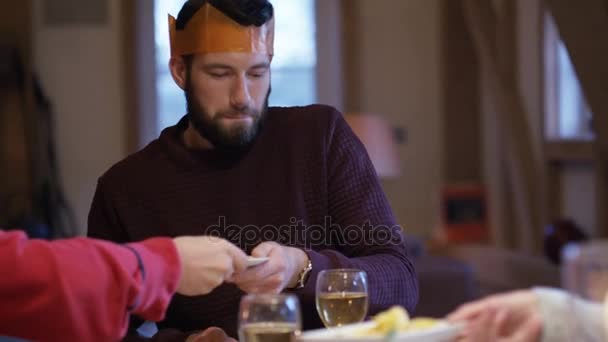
[185,82,270,150]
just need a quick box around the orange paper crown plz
[168,3,275,57]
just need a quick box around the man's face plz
[184,52,271,149]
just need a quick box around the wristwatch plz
[291,256,313,289]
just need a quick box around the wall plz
[31,0,127,235]
[441,0,481,184]
[350,0,442,237]
[561,164,596,235]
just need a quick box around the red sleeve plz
[0,230,181,342]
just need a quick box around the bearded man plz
[88,0,418,340]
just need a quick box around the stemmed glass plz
[315,269,369,327]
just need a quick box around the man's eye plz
[249,73,265,78]
[210,73,229,78]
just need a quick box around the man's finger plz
[192,327,231,342]
[254,272,284,294]
[251,242,276,258]
[233,266,282,288]
[231,268,263,284]
[232,260,281,284]
[234,251,284,283]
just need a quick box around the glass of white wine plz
[316,269,369,327]
[238,294,301,342]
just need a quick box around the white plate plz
[298,321,462,342]
[246,257,269,268]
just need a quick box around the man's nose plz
[230,76,252,110]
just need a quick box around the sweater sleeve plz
[0,230,181,342]
[291,110,418,315]
[533,287,605,342]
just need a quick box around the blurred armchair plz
[403,235,479,317]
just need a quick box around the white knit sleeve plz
[533,287,605,342]
[604,291,608,342]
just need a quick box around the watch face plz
[301,260,312,285]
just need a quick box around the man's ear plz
[169,56,188,90]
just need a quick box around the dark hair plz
[176,0,274,30]
[543,218,588,264]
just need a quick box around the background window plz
[154,0,317,134]
[544,13,594,141]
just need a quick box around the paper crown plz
[168,3,275,57]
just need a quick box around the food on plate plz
[370,306,410,333]
[356,306,439,336]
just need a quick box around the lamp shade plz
[344,113,401,178]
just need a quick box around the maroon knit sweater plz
[88,105,418,340]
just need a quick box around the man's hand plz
[173,236,248,296]
[230,241,309,294]
[447,290,543,342]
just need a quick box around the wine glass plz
[315,269,369,327]
[238,294,301,342]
